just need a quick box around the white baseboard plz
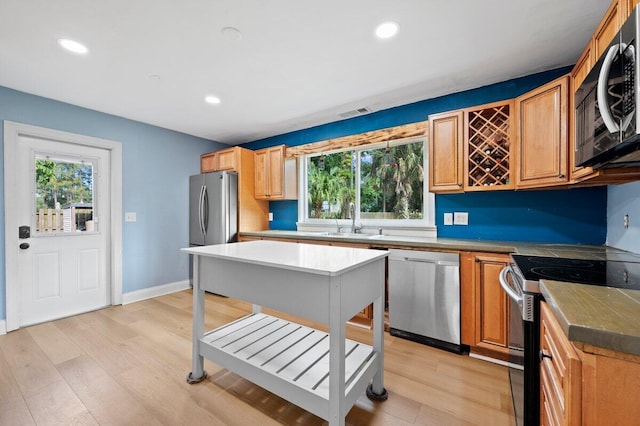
[0,320,6,335]
[122,280,191,305]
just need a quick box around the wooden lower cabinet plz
[540,301,640,426]
[460,252,510,361]
[540,302,581,426]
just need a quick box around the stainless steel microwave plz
[575,6,640,168]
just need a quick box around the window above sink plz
[296,135,436,237]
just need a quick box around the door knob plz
[19,243,30,250]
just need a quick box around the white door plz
[11,135,110,327]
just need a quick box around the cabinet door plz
[254,149,269,199]
[474,253,510,358]
[201,153,217,173]
[428,111,464,193]
[592,0,624,60]
[216,148,238,171]
[540,302,581,426]
[267,146,284,198]
[515,75,569,189]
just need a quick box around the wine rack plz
[466,102,513,190]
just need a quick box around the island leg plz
[328,277,346,426]
[366,291,388,400]
[187,255,207,384]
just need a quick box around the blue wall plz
[242,67,608,245]
[607,180,640,252]
[0,86,223,320]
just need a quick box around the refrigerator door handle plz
[198,185,206,235]
[202,185,209,235]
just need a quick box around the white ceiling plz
[0,0,611,145]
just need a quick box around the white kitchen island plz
[182,240,388,426]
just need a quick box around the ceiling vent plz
[338,107,372,119]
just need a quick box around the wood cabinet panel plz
[255,145,297,200]
[515,75,569,189]
[476,255,509,353]
[592,0,624,60]
[460,251,510,361]
[201,152,217,173]
[428,111,464,193]
[216,148,237,171]
[540,302,581,426]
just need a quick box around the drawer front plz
[540,302,581,425]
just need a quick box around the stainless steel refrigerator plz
[189,171,238,246]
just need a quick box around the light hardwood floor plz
[0,290,515,425]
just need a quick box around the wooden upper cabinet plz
[428,111,464,193]
[201,152,217,173]
[592,0,625,60]
[201,146,239,173]
[464,101,515,191]
[515,75,569,189]
[216,148,238,171]
[255,145,297,200]
[625,0,640,15]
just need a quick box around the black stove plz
[510,254,640,291]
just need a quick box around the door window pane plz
[35,156,95,233]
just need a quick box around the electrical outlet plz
[624,214,630,229]
[124,212,137,222]
[453,212,469,225]
[444,212,453,225]
[268,212,273,221]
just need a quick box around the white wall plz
[607,180,640,253]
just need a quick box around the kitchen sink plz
[298,231,390,239]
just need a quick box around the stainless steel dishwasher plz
[388,249,461,353]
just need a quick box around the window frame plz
[297,136,436,233]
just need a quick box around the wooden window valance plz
[285,120,428,157]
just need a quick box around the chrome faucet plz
[349,202,362,233]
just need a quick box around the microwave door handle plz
[597,44,624,134]
[622,45,636,131]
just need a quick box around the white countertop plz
[182,240,388,276]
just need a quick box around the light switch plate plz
[443,212,453,225]
[125,212,137,222]
[453,211,468,225]
[268,212,273,221]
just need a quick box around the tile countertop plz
[541,280,640,358]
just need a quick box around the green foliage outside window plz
[35,158,93,210]
[307,140,424,220]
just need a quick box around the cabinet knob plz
[558,173,565,178]
[539,349,553,362]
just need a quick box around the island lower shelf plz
[200,313,381,420]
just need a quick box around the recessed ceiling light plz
[375,22,399,40]
[57,38,89,55]
[205,95,221,105]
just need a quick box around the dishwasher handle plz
[396,257,459,267]
[499,265,523,304]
